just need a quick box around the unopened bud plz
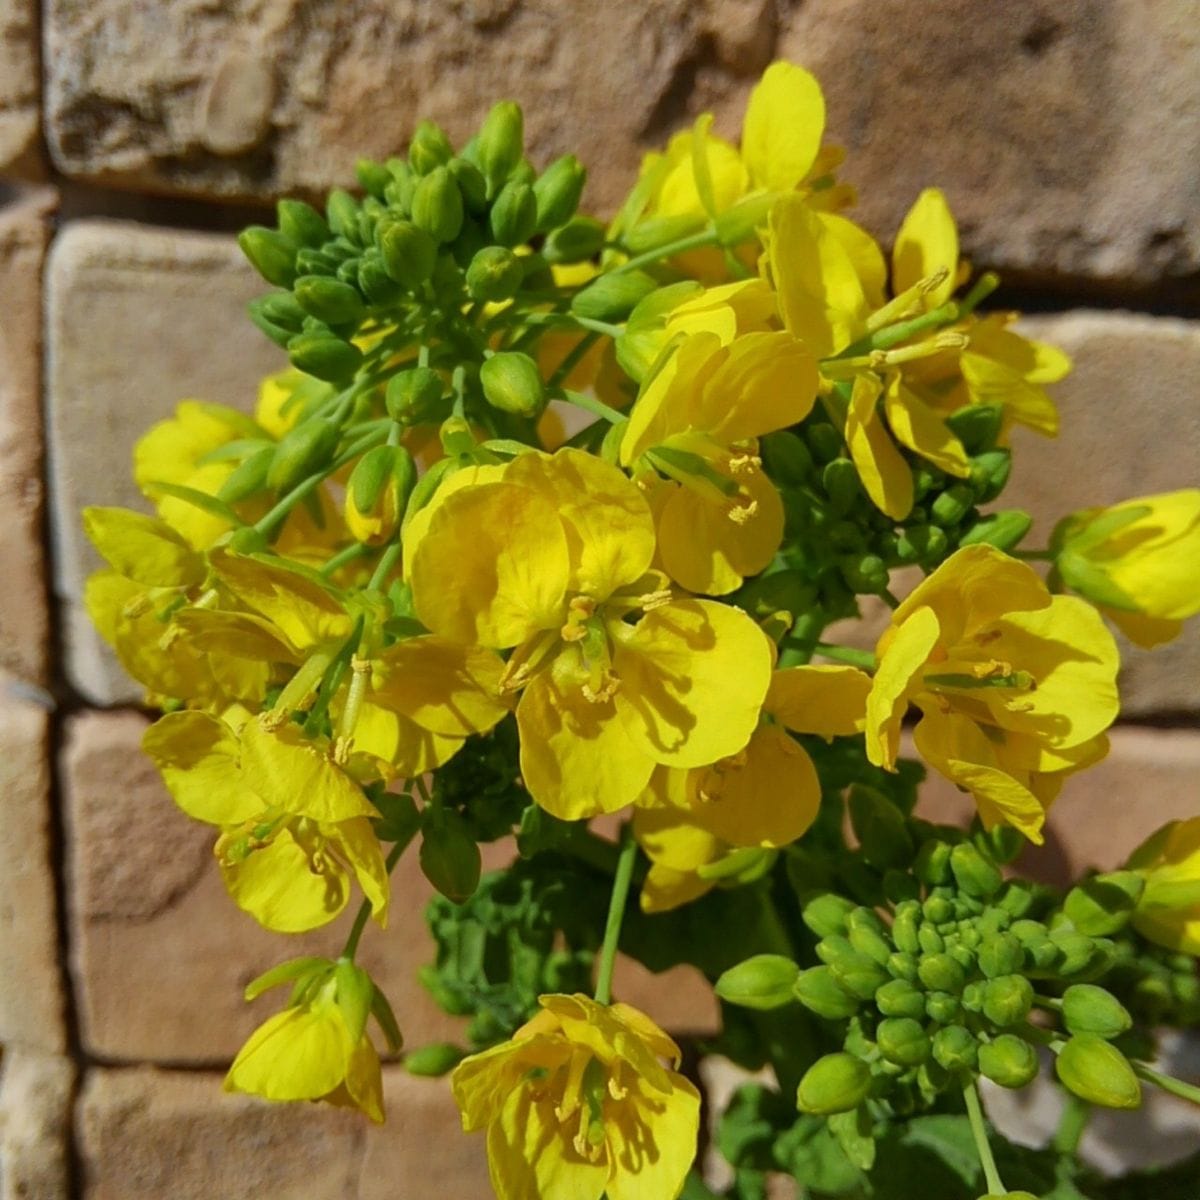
[793,966,861,1019]
[477,101,524,196]
[217,445,275,504]
[978,933,1025,980]
[1062,985,1132,1039]
[891,904,922,955]
[945,403,1003,454]
[969,449,1012,503]
[979,1034,1039,1089]
[877,1017,931,1067]
[488,180,538,248]
[918,953,966,995]
[1063,871,1144,937]
[802,893,857,939]
[932,1025,978,1072]
[345,445,417,545]
[277,199,330,248]
[238,226,297,288]
[326,189,361,242]
[829,949,891,1001]
[533,155,587,232]
[848,786,914,869]
[266,417,341,495]
[480,352,544,417]
[981,975,1034,1028]
[876,979,926,1020]
[333,959,374,1042]
[931,483,975,528]
[412,167,465,244]
[796,1053,872,1115]
[466,246,524,303]
[544,216,607,264]
[1055,1034,1141,1109]
[293,275,366,326]
[915,839,954,886]
[287,330,363,382]
[715,955,800,1011]
[950,842,1003,899]
[404,1042,464,1077]
[378,219,437,290]
[408,119,454,175]
[926,991,963,1024]
[571,270,659,323]
[447,157,488,214]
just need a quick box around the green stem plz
[560,388,626,425]
[320,541,372,577]
[1133,1062,1200,1106]
[593,825,639,1006]
[1052,1091,1091,1156]
[342,833,415,960]
[813,642,877,670]
[963,1078,1005,1196]
[366,541,402,592]
[547,331,600,389]
[611,228,722,274]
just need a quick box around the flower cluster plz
[85,59,1199,1200]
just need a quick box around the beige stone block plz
[916,726,1200,884]
[63,709,469,1064]
[0,188,56,689]
[44,0,703,213]
[0,696,65,1054]
[0,1,42,177]
[44,221,286,705]
[777,0,1200,290]
[0,1051,74,1200]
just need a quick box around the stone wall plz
[0,2,1197,1197]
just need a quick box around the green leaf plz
[829,1106,877,1172]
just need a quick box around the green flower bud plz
[925,991,963,1024]
[848,786,914,869]
[478,352,545,418]
[345,444,417,545]
[217,445,274,504]
[759,430,814,486]
[715,954,800,1011]
[1052,931,1098,977]
[961,981,985,1013]
[266,417,341,495]
[896,523,949,565]
[978,933,1025,980]
[849,924,892,967]
[466,246,524,303]
[713,192,775,247]
[913,465,945,499]
[287,329,363,382]
[958,509,1034,552]
[840,552,889,595]
[931,484,975,528]
[419,811,481,904]
[248,298,300,347]
[386,367,443,425]
[447,157,488,214]
[1062,985,1132,1039]
[277,199,331,248]
[918,954,966,995]
[544,216,607,264]
[892,903,922,955]
[293,246,340,277]
[238,226,297,287]
[293,275,366,326]
[404,1042,464,1077]
[876,979,926,1020]
[571,269,660,323]
[477,101,524,196]
[977,907,1012,938]
[979,1034,1039,1089]
[981,975,1034,1027]
[1055,1034,1141,1109]
[412,166,465,244]
[918,925,946,956]
[1063,871,1145,937]
[805,422,844,464]
[408,119,454,175]
[969,450,1012,503]
[622,213,704,256]
[948,944,977,974]
[877,1017,931,1067]
[950,843,1004,899]
[1010,919,1046,944]
[915,839,954,886]
[793,965,861,1019]
[332,959,374,1042]
[945,403,1003,453]
[997,883,1035,919]
[356,253,405,306]
[377,219,437,290]
[533,154,587,232]
[829,949,891,1001]
[802,893,857,939]
[932,1024,978,1072]
[796,1053,872,1115]
[488,180,538,247]
[1025,938,1063,974]
[822,457,863,515]
[325,189,361,242]
[887,952,920,983]
[923,895,956,925]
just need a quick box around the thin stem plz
[560,388,626,425]
[342,832,415,960]
[546,331,600,390]
[1133,1062,1200,1106]
[813,642,877,670]
[963,1078,1005,1196]
[611,228,722,274]
[320,541,372,577]
[593,825,639,1006]
[366,541,402,592]
[1052,1091,1091,1156]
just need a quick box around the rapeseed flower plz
[1127,818,1200,955]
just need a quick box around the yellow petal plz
[701,331,819,443]
[134,400,255,493]
[960,348,1060,437]
[846,374,914,520]
[867,605,941,769]
[614,599,772,768]
[82,506,204,587]
[171,607,302,662]
[225,1002,352,1101]
[334,1037,385,1123]
[326,816,390,926]
[767,665,871,738]
[741,61,825,192]
[606,1073,702,1200]
[639,862,715,914]
[150,460,240,549]
[349,699,465,778]
[892,188,958,308]
[1104,609,1184,649]
[517,663,656,820]
[883,378,971,477]
[410,481,570,648]
[822,213,888,310]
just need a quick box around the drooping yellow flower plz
[142,709,388,932]
[1053,489,1200,647]
[226,958,387,1123]
[1127,818,1200,954]
[619,329,818,593]
[864,545,1120,843]
[407,448,774,818]
[452,994,700,1200]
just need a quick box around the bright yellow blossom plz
[1127,818,1200,954]
[1054,489,1200,647]
[407,448,774,818]
[865,545,1120,843]
[452,994,700,1200]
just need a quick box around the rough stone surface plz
[0,1051,74,1200]
[776,0,1200,293]
[0,696,65,1055]
[0,0,42,177]
[44,221,285,705]
[917,727,1200,883]
[0,187,56,690]
[44,0,705,214]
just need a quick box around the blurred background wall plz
[0,2,1197,1197]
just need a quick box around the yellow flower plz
[865,545,1120,843]
[1127,818,1200,955]
[142,709,388,932]
[451,994,700,1200]
[226,958,387,1123]
[1054,489,1200,647]
[619,329,818,593]
[407,448,774,819]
